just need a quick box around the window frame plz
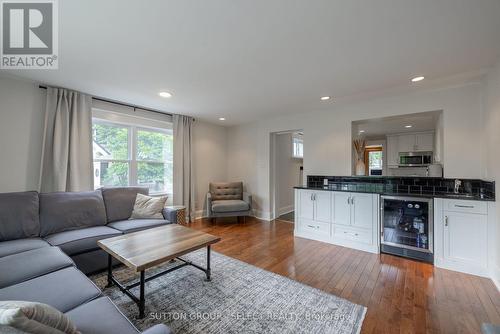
[92,109,173,196]
[292,136,304,158]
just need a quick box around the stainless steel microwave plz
[399,152,433,167]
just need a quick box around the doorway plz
[269,130,304,223]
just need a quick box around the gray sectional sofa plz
[0,187,176,334]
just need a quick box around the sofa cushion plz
[101,187,149,223]
[107,219,169,234]
[0,267,101,313]
[0,247,74,288]
[0,300,79,334]
[0,238,50,258]
[39,190,107,236]
[212,200,250,213]
[0,191,40,241]
[209,182,243,201]
[66,297,139,334]
[44,226,122,256]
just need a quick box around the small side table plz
[166,205,187,224]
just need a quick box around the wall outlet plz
[323,179,328,186]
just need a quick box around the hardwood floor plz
[189,217,500,334]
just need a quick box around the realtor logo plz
[1,0,58,69]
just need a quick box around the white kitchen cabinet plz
[297,190,314,220]
[397,134,415,153]
[443,212,488,269]
[434,198,495,277]
[386,136,399,167]
[415,133,434,152]
[351,193,374,229]
[295,189,379,253]
[386,132,435,160]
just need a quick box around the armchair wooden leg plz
[211,217,216,224]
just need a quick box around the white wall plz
[483,59,500,287]
[0,75,228,218]
[192,120,228,217]
[275,133,302,216]
[0,76,45,192]
[227,82,485,220]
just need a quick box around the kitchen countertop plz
[294,186,495,201]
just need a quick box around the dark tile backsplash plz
[305,175,495,200]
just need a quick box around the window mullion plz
[129,126,138,186]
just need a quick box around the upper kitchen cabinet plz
[397,132,434,153]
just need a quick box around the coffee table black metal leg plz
[106,254,113,287]
[206,245,211,281]
[139,271,145,318]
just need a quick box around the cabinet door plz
[333,192,352,226]
[298,190,314,220]
[351,193,373,229]
[415,133,434,152]
[398,134,415,153]
[443,212,488,268]
[314,191,332,223]
[386,136,399,166]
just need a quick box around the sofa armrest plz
[243,192,252,209]
[142,324,172,334]
[162,207,180,223]
[206,192,213,217]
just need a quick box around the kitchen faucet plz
[454,179,462,193]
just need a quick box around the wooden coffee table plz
[97,224,221,318]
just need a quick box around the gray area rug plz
[91,250,366,334]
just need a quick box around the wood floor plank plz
[189,217,500,333]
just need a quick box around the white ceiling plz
[2,0,500,125]
[352,111,441,138]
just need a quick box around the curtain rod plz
[38,85,178,118]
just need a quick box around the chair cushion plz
[210,182,243,201]
[101,187,149,223]
[0,191,40,241]
[44,226,122,256]
[107,219,169,233]
[211,200,250,213]
[66,297,139,334]
[39,190,107,236]
[0,238,50,258]
[0,267,101,313]
[0,247,74,288]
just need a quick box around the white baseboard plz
[277,205,294,217]
[492,264,500,292]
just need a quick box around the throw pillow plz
[130,193,168,219]
[0,301,80,334]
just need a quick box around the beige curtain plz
[173,115,195,221]
[39,87,93,192]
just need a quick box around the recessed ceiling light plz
[158,91,172,98]
[411,76,425,82]
[359,130,365,133]
[320,96,331,101]
[219,117,226,121]
[405,125,413,128]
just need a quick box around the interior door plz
[443,212,487,267]
[314,191,331,223]
[351,193,373,229]
[333,192,352,226]
[298,190,314,220]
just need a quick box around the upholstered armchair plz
[206,182,252,223]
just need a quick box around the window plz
[92,118,173,195]
[364,146,383,176]
[292,134,304,158]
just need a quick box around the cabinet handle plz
[454,204,474,209]
[351,197,355,205]
[307,225,319,230]
[314,194,316,201]
[444,216,448,227]
[311,194,313,201]
[347,197,350,205]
